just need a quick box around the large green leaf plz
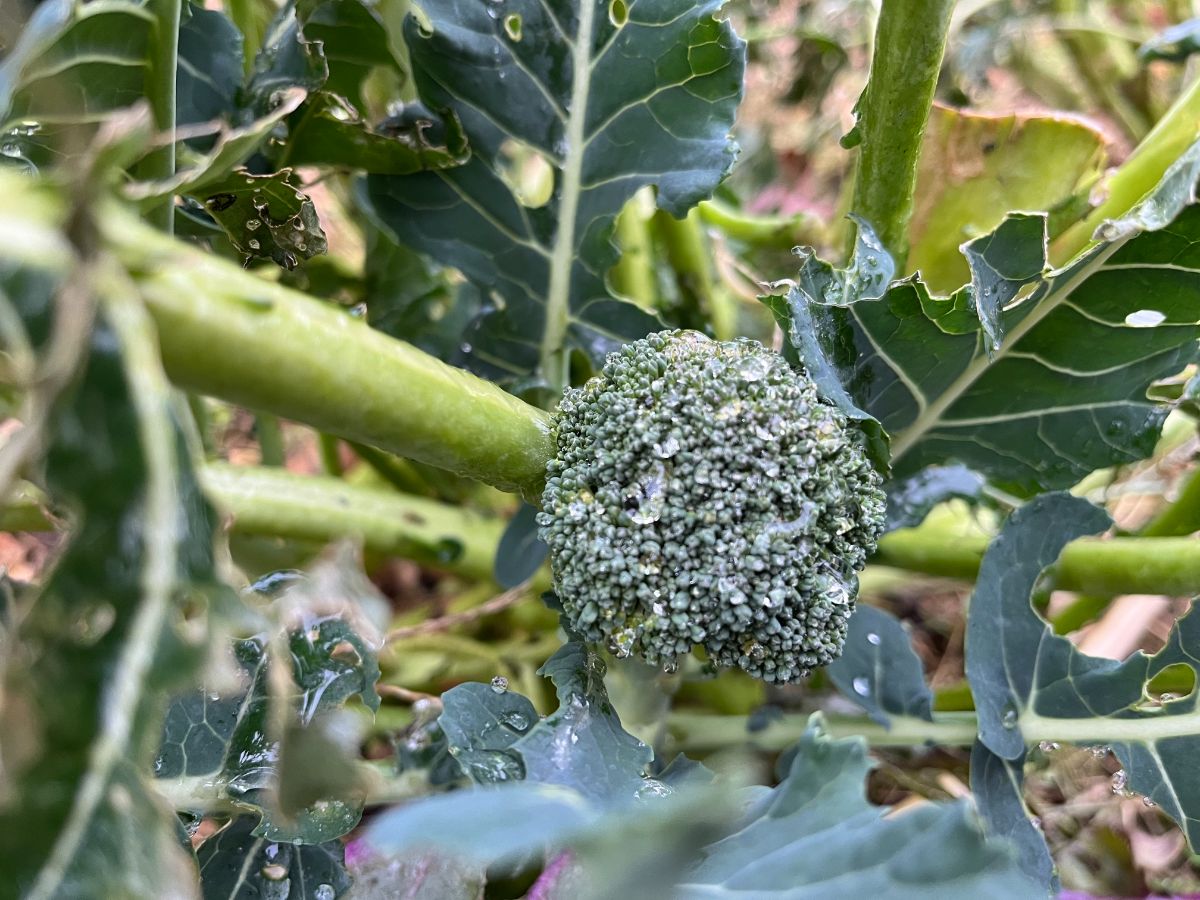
[366,714,1031,897]
[196,815,350,900]
[825,605,933,727]
[439,642,653,802]
[679,718,1035,898]
[364,0,745,386]
[0,273,226,896]
[964,492,1200,857]
[2,0,152,128]
[772,142,1200,493]
[155,560,382,844]
[176,5,245,134]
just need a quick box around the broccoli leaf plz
[364,0,745,385]
[970,742,1056,893]
[679,717,1036,898]
[196,815,350,900]
[494,502,549,588]
[882,463,988,531]
[176,5,245,135]
[773,141,1200,493]
[826,605,934,727]
[964,492,1200,854]
[439,643,652,802]
[198,168,328,269]
[0,282,226,895]
[155,560,382,844]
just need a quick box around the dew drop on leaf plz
[851,676,870,697]
[315,884,336,900]
[1001,703,1018,729]
[865,632,881,646]
[490,675,509,693]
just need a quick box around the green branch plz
[849,0,957,266]
[99,209,554,498]
[141,0,181,233]
[1053,74,1200,263]
[200,464,507,582]
[875,527,1200,596]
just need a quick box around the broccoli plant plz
[1,0,1200,898]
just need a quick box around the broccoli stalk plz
[538,331,886,683]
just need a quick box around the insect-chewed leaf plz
[200,168,328,269]
[155,565,381,844]
[964,492,1200,859]
[773,141,1200,493]
[364,0,745,385]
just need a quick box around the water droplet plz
[1037,741,1060,753]
[1112,769,1129,794]
[852,676,870,697]
[628,464,667,524]
[735,355,772,382]
[635,779,673,800]
[1,142,20,157]
[315,886,336,900]
[297,242,307,251]
[490,675,509,693]
[1143,796,1157,808]
[865,632,881,646]
[1001,703,1019,729]
[1125,309,1166,328]
[501,711,530,732]
[1091,745,1111,759]
[246,219,261,230]
[654,435,680,458]
[247,239,261,250]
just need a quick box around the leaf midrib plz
[540,0,599,389]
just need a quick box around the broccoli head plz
[536,330,886,683]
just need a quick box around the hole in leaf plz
[608,0,627,27]
[497,138,554,209]
[503,13,522,41]
[412,7,434,38]
[1125,309,1166,327]
[1145,662,1196,705]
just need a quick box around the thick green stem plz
[876,528,1200,596]
[102,210,554,498]
[849,0,957,267]
[697,200,824,250]
[653,208,737,341]
[611,191,658,311]
[1142,464,1200,537]
[200,464,505,582]
[254,412,285,467]
[141,0,180,233]
[1053,74,1200,263]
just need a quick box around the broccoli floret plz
[536,330,886,683]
